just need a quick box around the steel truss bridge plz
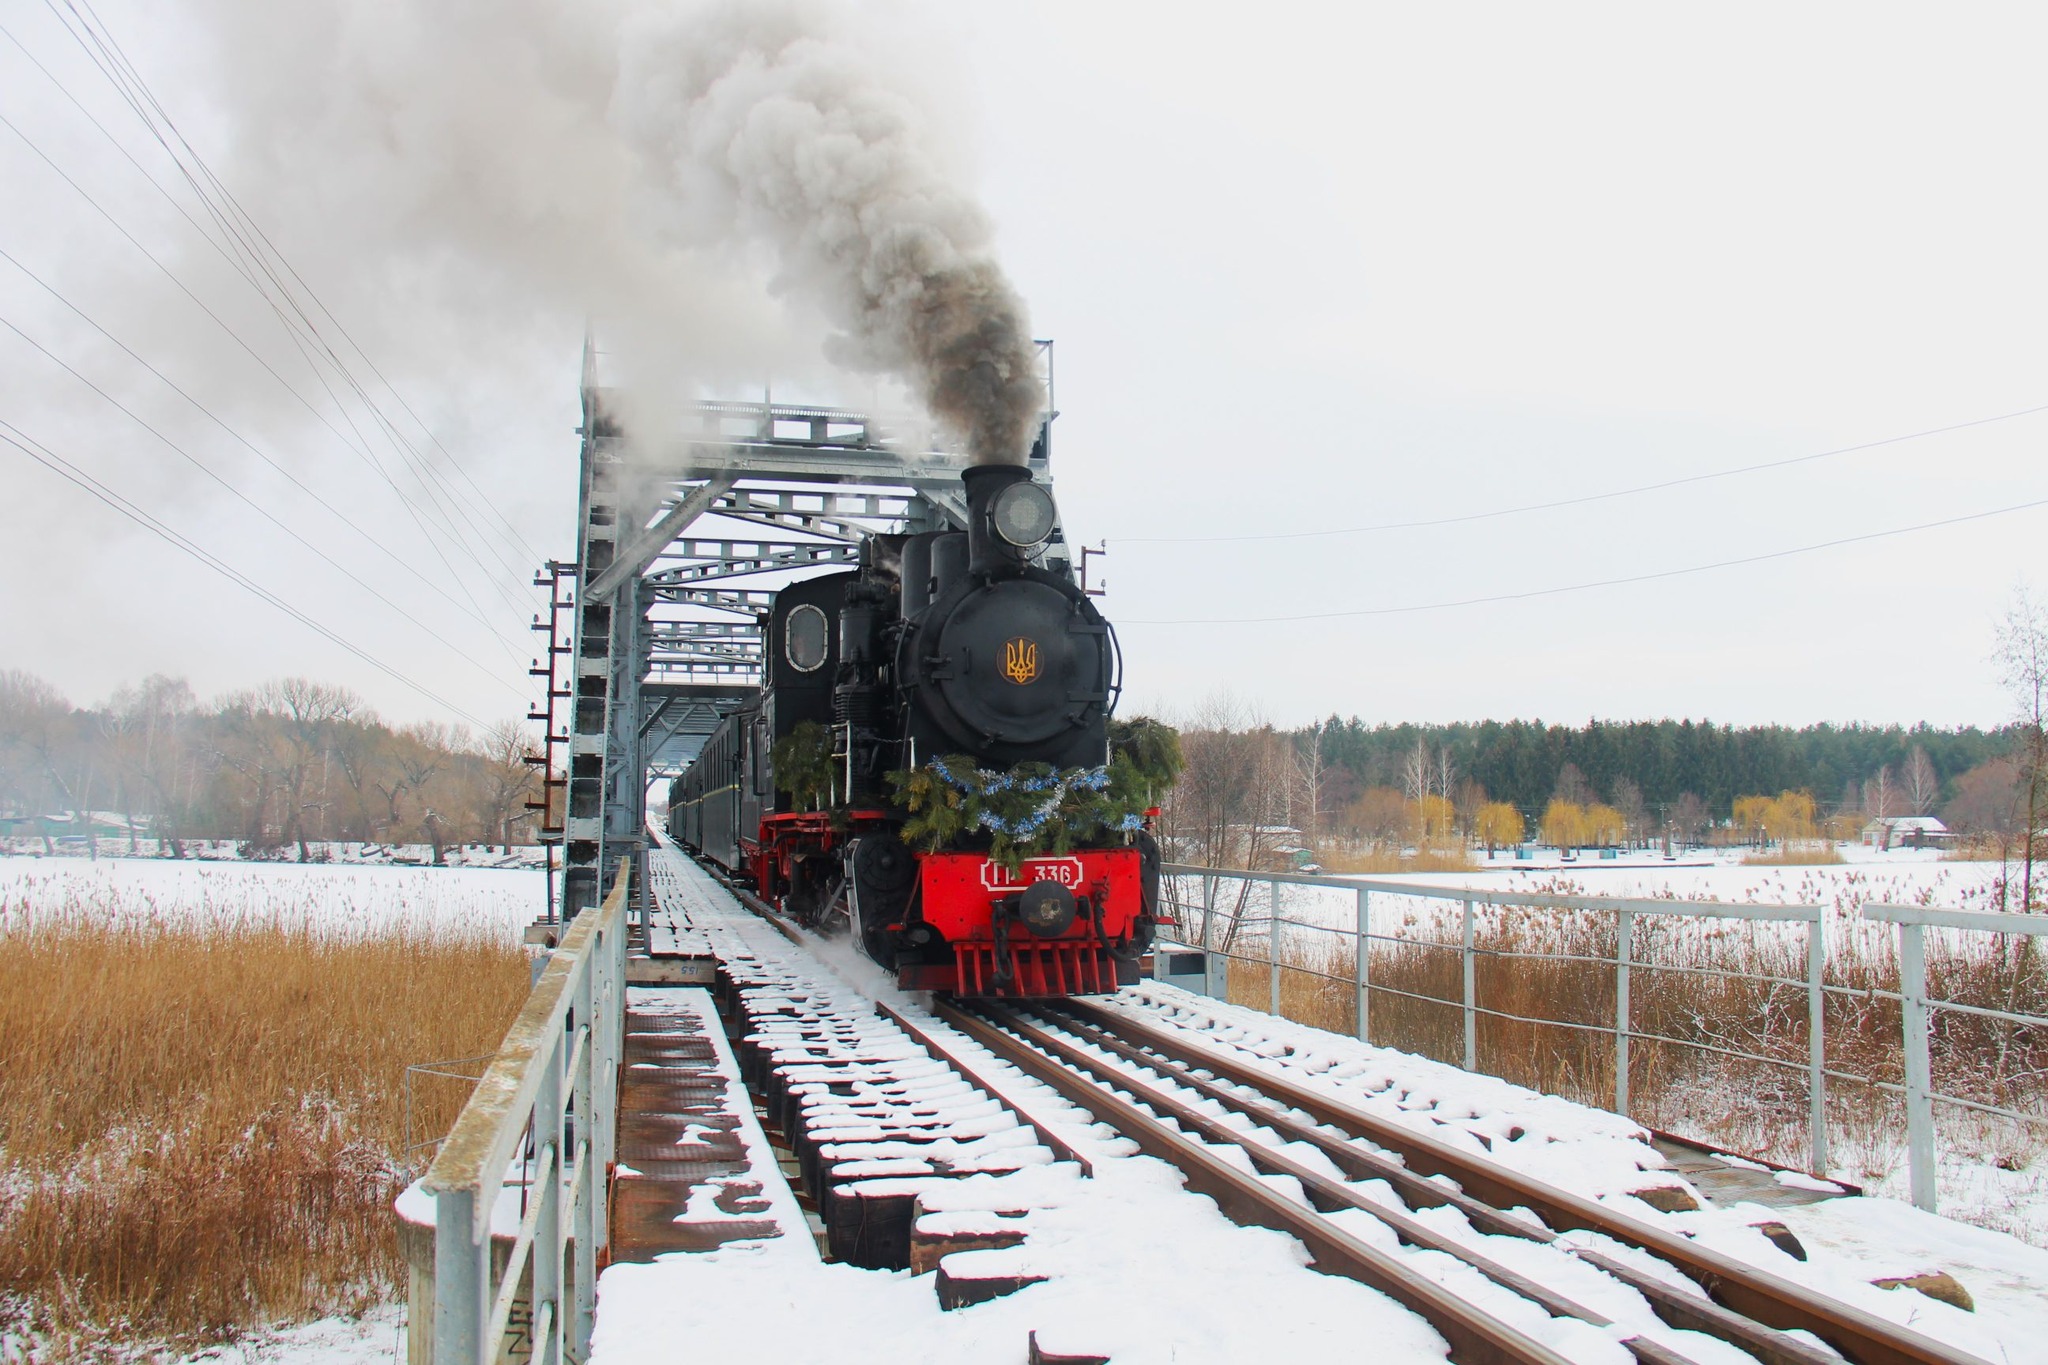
[540,340,1066,918]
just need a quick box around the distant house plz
[1860,815,1952,850]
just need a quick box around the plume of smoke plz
[184,0,1041,463]
[616,2,1043,464]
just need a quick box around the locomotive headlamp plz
[989,479,1056,549]
[1016,880,1078,938]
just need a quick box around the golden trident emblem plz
[1002,636,1041,685]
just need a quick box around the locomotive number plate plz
[979,856,1085,891]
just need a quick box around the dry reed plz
[0,906,529,1349]
[1739,843,1847,866]
[1319,846,1478,874]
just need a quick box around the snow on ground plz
[0,1305,409,1365]
[0,836,545,869]
[1171,848,2009,968]
[0,853,542,940]
[1403,845,2004,919]
[164,1309,408,1365]
[592,850,2048,1365]
[590,859,1478,1365]
[1104,982,2048,1364]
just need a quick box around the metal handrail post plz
[1614,910,1632,1117]
[595,912,622,1254]
[572,945,598,1351]
[1899,920,1936,1211]
[1200,875,1215,999]
[1806,918,1828,1173]
[532,1020,564,1365]
[432,1187,486,1365]
[1269,877,1282,1019]
[1354,887,1370,1044]
[1461,896,1476,1072]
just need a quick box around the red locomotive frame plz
[745,811,1150,997]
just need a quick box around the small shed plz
[1860,815,1952,850]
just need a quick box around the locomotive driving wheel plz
[846,836,916,968]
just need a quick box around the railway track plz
[708,862,1988,1365]
[935,996,1989,1365]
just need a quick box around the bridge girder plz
[553,341,1062,917]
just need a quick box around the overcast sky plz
[2,1,2042,731]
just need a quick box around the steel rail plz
[935,997,1582,1365]
[1037,1005,1833,1365]
[977,1000,1717,1365]
[1063,999,1986,1365]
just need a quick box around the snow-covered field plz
[0,1307,411,1365]
[1414,844,2005,915]
[0,837,546,870]
[0,852,544,941]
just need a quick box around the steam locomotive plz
[668,462,1160,996]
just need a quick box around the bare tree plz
[393,722,454,863]
[1863,766,1898,824]
[1903,746,1939,817]
[1995,587,2048,914]
[1611,776,1649,850]
[1944,757,2020,839]
[326,714,390,841]
[0,670,77,852]
[113,676,196,856]
[264,679,362,862]
[1553,762,1592,807]
[1453,778,1488,841]
[1292,724,1327,858]
[1158,695,1292,949]
[478,720,541,851]
[1672,792,1709,848]
[1399,737,1432,805]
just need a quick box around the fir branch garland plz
[887,755,1152,870]
[771,721,835,812]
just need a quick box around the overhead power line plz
[1123,493,2048,625]
[1119,400,2048,544]
[0,312,528,698]
[15,0,540,624]
[0,105,511,628]
[0,242,518,651]
[0,420,496,728]
[49,0,544,567]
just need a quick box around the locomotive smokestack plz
[963,464,1036,578]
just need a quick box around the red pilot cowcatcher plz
[899,848,1146,996]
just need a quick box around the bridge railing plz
[1157,862,1831,1171]
[422,858,629,1365]
[1864,902,2048,1212]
